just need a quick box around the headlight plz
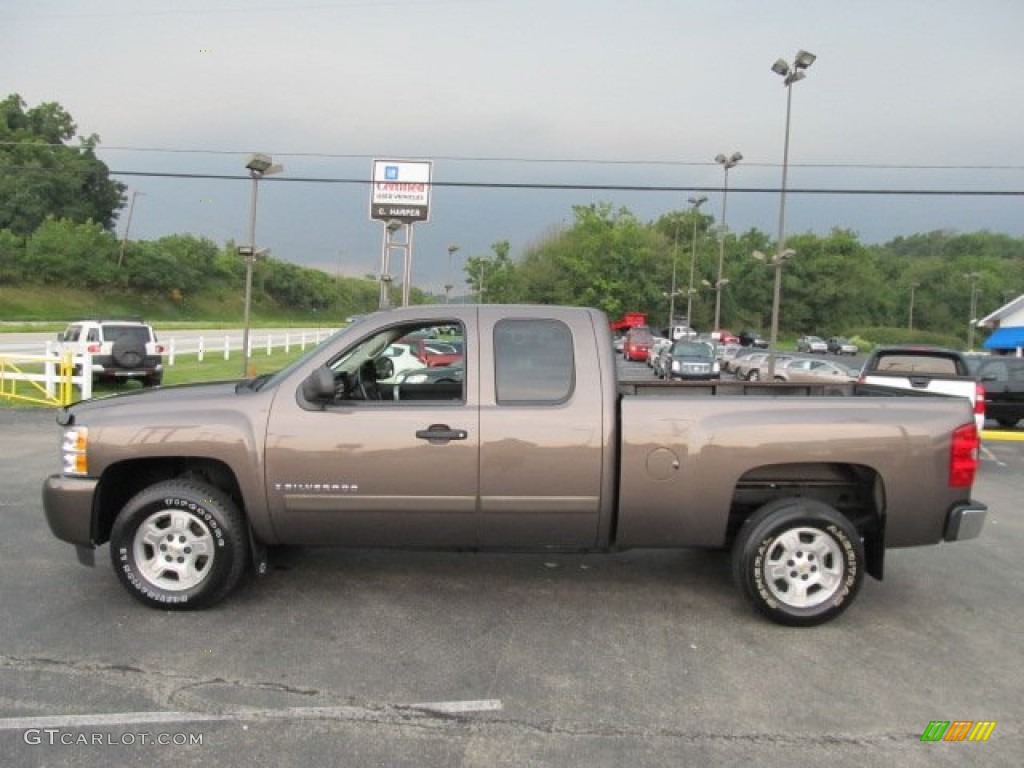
[61,426,88,476]
[404,373,429,384]
[712,362,720,373]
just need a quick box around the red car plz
[623,326,654,362]
[712,329,740,344]
[404,338,463,367]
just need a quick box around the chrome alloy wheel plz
[761,526,843,608]
[133,509,216,591]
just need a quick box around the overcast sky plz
[5,0,1024,293]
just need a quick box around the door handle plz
[416,424,468,442]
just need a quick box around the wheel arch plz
[95,457,245,546]
[727,461,886,580]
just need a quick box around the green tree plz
[0,93,125,235]
[514,203,668,319]
[25,217,118,286]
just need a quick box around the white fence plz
[157,329,333,365]
[0,329,335,406]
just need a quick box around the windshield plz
[671,341,713,358]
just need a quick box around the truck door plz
[476,311,607,548]
[264,316,480,547]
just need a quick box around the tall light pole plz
[241,153,283,377]
[965,272,981,350]
[445,244,459,304]
[666,222,682,331]
[766,49,816,380]
[686,195,708,328]
[908,281,920,331]
[117,189,143,268]
[713,152,742,331]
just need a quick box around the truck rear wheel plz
[732,499,864,626]
[110,480,249,610]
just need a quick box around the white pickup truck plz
[858,345,986,431]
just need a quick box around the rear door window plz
[494,319,574,404]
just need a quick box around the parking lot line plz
[0,700,504,731]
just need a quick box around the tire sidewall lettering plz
[737,503,865,626]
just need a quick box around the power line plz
[4,165,1023,196]
[3,142,1024,171]
[99,171,1024,197]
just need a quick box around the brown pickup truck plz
[42,305,987,626]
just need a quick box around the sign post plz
[371,160,432,307]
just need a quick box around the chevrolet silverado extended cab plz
[43,305,987,626]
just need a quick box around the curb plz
[981,430,1024,442]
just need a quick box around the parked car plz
[647,337,670,367]
[859,345,985,432]
[623,326,654,362]
[796,335,828,354]
[738,330,770,349]
[667,324,697,341]
[55,319,164,387]
[375,342,427,384]
[733,351,771,381]
[662,340,720,381]
[776,358,857,384]
[711,329,740,344]
[975,356,1024,428]
[42,304,987,626]
[649,338,672,375]
[827,336,859,355]
[744,354,797,381]
[402,337,463,367]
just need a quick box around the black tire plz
[996,417,1020,428]
[142,373,162,388]
[110,480,250,610]
[111,336,145,368]
[731,498,864,626]
[747,370,760,381]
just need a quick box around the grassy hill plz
[0,283,352,326]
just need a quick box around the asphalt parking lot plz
[1,406,1021,767]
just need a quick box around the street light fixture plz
[766,49,815,380]
[713,152,742,331]
[445,244,459,304]
[241,153,283,377]
[686,195,708,328]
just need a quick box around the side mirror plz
[301,366,335,402]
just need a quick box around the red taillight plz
[86,344,101,353]
[949,423,980,488]
[154,344,165,354]
[974,382,986,418]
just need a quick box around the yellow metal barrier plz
[0,352,75,406]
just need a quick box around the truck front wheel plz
[731,499,864,626]
[110,480,250,610]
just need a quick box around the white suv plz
[56,319,164,387]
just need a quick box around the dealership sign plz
[370,159,432,222]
